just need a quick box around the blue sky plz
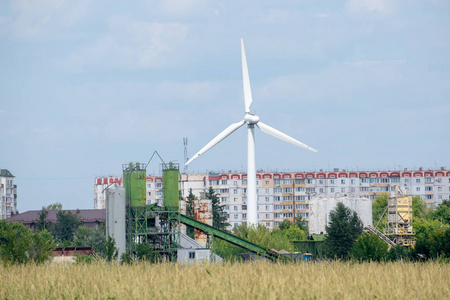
[1,0,449,212]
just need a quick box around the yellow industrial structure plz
[384,188,415,247]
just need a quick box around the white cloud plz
[346,0,395,14]
[64,17,188,70]
[8,0,93,41]
[142,0,222,18]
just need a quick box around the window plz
[233,189,238,194]
[283,188,293,193]
[416,178,420,183]
[426,195,433,200]
[283,179,292,185]
[265,205,269,210]
[266,222,270,227]
[330,179,335,184]
[283,205,293,210]
[405,179,409,184]
[156,183,162,188]
[242,205,247,210]
[189,252,195,259]
[425,186,433,191]
[351,179,355,184]
[265,214,270,219]
[282,196,292,201]
[274,179,281,185]
[295,187,305,192]
[319,188,324,193]
[438,187,442,191]
[274,222,279,226]
[242,180,247,185]
[295,196,305,201]
[274,196,281,201]
[234,214,238,220]
[416,187,420,192]
[147,184,152,188]
[361,178,368,183]
[274,188,282,193]
[148,192,151,196]
[341,179,345,184]
[351,188,355,193]
[436,178,442,183]
[234,198,237,202]
[265,197,270,202]
[274,205,282,210]
[319,180,324,184]
[233,181,238,186]
[425,178,432,183]
[438,195,442,200]
[243,213,247,219]
[341,188,345,193]
[391,177,400,183]
[295,179,304,184]
[331,188,335,193]
[265,189,269,194]
[265,180,269,185]
[381,178,389,183]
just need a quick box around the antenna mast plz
[183,137,188,172]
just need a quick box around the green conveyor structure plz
[178,213,281,261]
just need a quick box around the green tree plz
[135,243,161,263]
[0,220,54,265]
[53,210,82,244]
[46,202,63,210]
[206,187,229,230]
[430,200,450,224]
[372,194,388,230]
[105,236,118,262]
[283,226,306,241]
[185,188,196,239]
[74,225,107,258]
[350,232,388,262]
[324,202,363,259]
[0,220,31,264]
[29,229,55,264]
[412,196,430,219]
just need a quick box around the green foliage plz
[215,223,295,261]
[185,188,196,239]
[324,202,363,259]
[276,218,307,241]
[282,226,306,241]
[206,187,229,230]
[412,196,431,219]
[74,225,107,258]
[0,220,54,265]
[29,229,55,264]
[135,243,161,263]
[74,253,95,264]
[120,252,133,264]
[430,200,450,224]
[105,236,118,262]
[53,211,82,244]
[372,194,388,230]
[350,232,388,262]
[45,202,63,210]
[386,244,411,261]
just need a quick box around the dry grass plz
[0,261,449,299]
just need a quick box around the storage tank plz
[123,162,146,207]
[163,162,179,211]
[106,186,126,257]
[309,196,372,235]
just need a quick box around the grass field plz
[1,261,449,299]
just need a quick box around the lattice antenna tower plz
[183,137,188,172]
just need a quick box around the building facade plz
[0,169,18,219]
[94,167,450,229]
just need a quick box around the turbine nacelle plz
[244,113,260,124]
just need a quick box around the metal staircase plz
[365,225,396,248]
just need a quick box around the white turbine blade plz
[241,39,253,113]
[185,120,246,166]
[257,121,318,153]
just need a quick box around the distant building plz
[7,209,105,229]
[94,167,450,230]
[0,169,18,219]
[94,177,123,209]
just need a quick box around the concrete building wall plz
[0,169,18,220]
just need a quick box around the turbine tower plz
[185,39,318,226]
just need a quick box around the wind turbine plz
[185,39,318,226]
